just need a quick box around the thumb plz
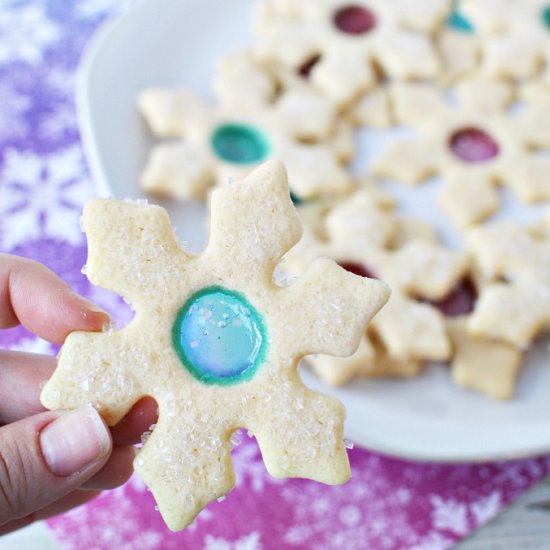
[0,406,111,526]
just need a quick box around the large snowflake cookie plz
[40,161,390,531]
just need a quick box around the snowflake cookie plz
[373,78,550,227]
[436,1,480,83]
[467,219,550,347]
[254,0,447,106]
[461,0,550,81]
[138,87,352,202]
[40,161,390,531]
[211,48,358,162]
[282,188,468,385]
[447,318,522,400]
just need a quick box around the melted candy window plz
[430,278,477,317]
[333,5,377,35]
[449,127,500,163]
[447,10,474,33]
[172,286,267,385]
[542,5,550,29]
[211,123,270,164]
[338,261,378,279]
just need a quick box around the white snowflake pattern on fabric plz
[0,145,92,249]
[75,0,137,20]
[408,533,455,550]
[0,80,31,141]
[470,491,501,526]
[38,104,78,140]
[281,468,421,549]
[0,4,60,66]
[204,531,262,550]
[55,486,164,549]
[430,496,469,536]
[37,66,79,140]
[42,66,76,101]
[232,438,284,492]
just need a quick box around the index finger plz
[0,254,110,344]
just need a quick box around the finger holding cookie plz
[0,255,157,534]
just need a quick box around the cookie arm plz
[83,198,190,305]
[277,258,390,359]
[135,413,235,531]
[40,330,144,425]
[251,380,350,484]
[204,160,302,279]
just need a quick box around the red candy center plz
[431,278,477,317]
[338,261,378,279]
[333,5,377,35]
[449,127,500,163]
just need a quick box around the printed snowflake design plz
[373,78,550,227]
[0,146,92,249]
[41,161,389,531]
[0,4,60,66]
[281,460,445,549]
[138,87,352,202]
[0,80,31,143]
[430,496,469,535]
[38,104,79,142]
[254,0,447,105]
[204,531,262,550]
[74,0,137,20]
[52,485,164,550]
[231,436,284,492]
[461,0,550,81]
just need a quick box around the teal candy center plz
[447,1,474,33]
[172,286,267,385]
[211,123,270,164]
[542,5,550,29]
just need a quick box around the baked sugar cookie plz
[254,0,446,105]
[138,88,352,201]
[41,161,389,531]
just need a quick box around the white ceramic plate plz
[78,0,550,462]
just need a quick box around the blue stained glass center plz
[447,2,474,33]
[210,123,270,164]
[172,286,267,385]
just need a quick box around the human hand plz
[0,254,157,534]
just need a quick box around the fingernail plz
[73,294,111,317]
[40,406,111,477]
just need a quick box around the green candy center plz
[211,123,270,164]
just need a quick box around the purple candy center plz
[338,261,378,280]
[431,278,477,317]
[449,127,500,163]
[333,5,377,35]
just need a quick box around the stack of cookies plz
[136,0,550,401]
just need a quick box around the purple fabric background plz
[0,2,549,549]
